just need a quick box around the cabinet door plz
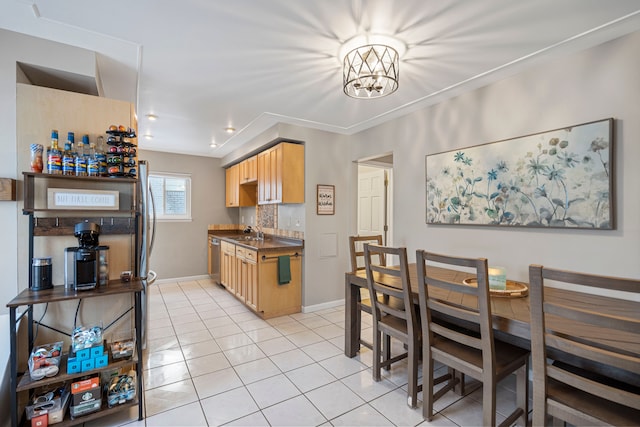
[245,259,258,311]
[225,165,239,207]
[221,242,236,291]
[270,145,282,203]
[236,256,247,302]
[240,156,257,184]
[257,151,269,204]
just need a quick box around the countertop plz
[208,230,304,252]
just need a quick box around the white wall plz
[349,30,640,286]
[138,149,233,279]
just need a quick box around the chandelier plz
[341,35,405,99]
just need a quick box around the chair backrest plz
[528,265,640,425]
[363,244,416,334]
[349,235,384,272]
[415,250,495,371]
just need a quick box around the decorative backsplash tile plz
[258,204,276,229]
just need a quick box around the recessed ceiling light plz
[143,134,153,140]
[210,142,218,148]
[225,127,235,134]
[146,114,158,121]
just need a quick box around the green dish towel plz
[278,255,291,285]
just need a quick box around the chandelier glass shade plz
[343,44,399,99]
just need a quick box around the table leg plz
[344,275,359,357]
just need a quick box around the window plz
[149,172,192,221]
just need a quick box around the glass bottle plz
[87,140,99,176]
[75,135,88,176]
[62,132,75,176]
[96,135,107,176]
[46,130,62,175]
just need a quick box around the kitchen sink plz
[232,235,264,241]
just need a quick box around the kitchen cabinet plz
[217,240,301,318]
[239,155,257,184]
[220,240,237,293]
[225,164,257,207]
[257,142,304,204]
[236,246,258,311]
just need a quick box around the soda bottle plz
[87,140,99,176]
[62,132,75,176]
[75,135,88,176]
[46,130,62,174]
[96,135,108,176]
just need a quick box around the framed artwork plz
[317,184,335,215]
[426,118,614,229]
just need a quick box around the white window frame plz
[149,172,192,222]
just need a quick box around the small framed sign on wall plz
[317,184,335,215]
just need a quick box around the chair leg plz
[383,334,391,371]
[423,353,435,421]
[482,379,497,427]
[407,339,419,409]
[516,362,529,427]
[372,330,381,381]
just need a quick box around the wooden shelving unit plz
[8,172,144,427]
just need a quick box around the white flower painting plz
[426,119,613,229]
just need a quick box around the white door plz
[358,167,387,242]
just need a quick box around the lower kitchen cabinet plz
[219,241,301,318]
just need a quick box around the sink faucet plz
[255,224,264,240]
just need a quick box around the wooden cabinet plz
[239,155,257,184]
[258,142,304,204]
[225,163,257,207]
[220,240,237,293]
[257,249,302,318]
[217,240,301,318]
[237,246,258,311]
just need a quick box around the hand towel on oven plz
[278,255,291,285]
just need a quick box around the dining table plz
[344,264,640,386]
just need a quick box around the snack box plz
[110,338,135,360]
[28,342,63,381]
[25,384,70,425]
[70,376,101,418]
[106,371,136,408]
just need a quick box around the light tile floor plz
[85,278,530,427]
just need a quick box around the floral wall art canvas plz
[426,118,613,229]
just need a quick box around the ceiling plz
[2,1,640,159]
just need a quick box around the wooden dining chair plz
[528,265,640,426]
[416,250,530,426]
[364,243,421,408]
[349,235,384,350]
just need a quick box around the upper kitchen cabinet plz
[257,142,304,205]
[225,163,256,207]
[239,155,257,184]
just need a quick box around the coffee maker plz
[65,222,109,290]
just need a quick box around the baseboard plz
[154,275,212,285]
[302,298,345,313]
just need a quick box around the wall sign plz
[47,188,120,210]
[426,118,614,229]
[317,184,335,215]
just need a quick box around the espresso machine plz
[65,222,109,290]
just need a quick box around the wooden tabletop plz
[345,264,639,356]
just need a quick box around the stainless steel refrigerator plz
[137,160,157,347]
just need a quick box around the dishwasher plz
[208,236,220,284]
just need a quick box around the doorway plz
[357,154,393,245]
